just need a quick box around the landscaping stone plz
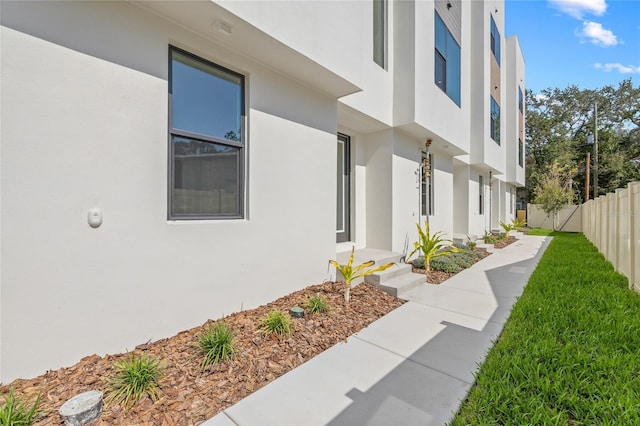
[59,390,103,425]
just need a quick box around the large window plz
[421,154,434,216]
[490,15,501,65]
[373,0,387,68]
[169,47,245,219]
[434,12,461,106]
[490,95,500,144]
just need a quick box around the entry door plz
[336,134,350,243]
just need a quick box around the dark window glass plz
[435,51,446,92]
[518,87,524,113]
[434,12,461,106]
[421,154,434,216]
[490,96,500,144]
[373,0,386,68]
[490,16,501,66]
[169,47,244,219]
[518,138,524,167]
[479,175,484,215]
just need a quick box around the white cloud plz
[548,0,607,19]
[576,21,618,46]
[594,63,640,74]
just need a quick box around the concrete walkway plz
[203,235,551,426]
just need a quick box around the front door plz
[336,134,350,243]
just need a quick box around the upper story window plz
[490,15,501,66]
[490,95,500,144]
[519,138,524,167]
[435,12,461,106]
[169,46,245,219]
[518,86,524,113]
[373,0,387,68]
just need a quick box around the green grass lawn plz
[451,232,640,425]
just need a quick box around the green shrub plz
[0,388,40,425]
[412,256,426,269]
[259,309,294,336]
[197,321,236,370]
[483,231,505,244]
[466,235,477,250]
[430,256,462,273]
[306,294,329,314]
[106,353,164,410]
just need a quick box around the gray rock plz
[59,390,103,426]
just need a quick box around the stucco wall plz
[1,1,338,382]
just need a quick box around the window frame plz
[490,15,501,66]
[168,45,246,220]
[434,11,461,106]
[373,0,387,69]
[490,95,500,144]
[518,138,524,167]
[518,86,524,113]
[479,175,484,215]
[421,153,434,216]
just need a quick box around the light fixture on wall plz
[213,19,233,35]
[447,2,452,9]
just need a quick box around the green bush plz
[0,388,40,425]
[105,353,164,410]
[197,321,236,370]
[430,256,462,273]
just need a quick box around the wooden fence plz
[582,182,640,293]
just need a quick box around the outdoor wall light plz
[213,19,232,35]
[447,2,452,10]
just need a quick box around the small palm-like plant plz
[0,388,40,425]
[197,321,236,370]
[259,309,294,336]
[106,353,164,410]
[306,294,329,314]
[499,221,515,238]
[512,217,527,230]
[329,247,395,302]
[408,223,458,272]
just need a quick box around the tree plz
[534,162,577,230]
[524,79,640,204]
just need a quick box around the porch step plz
[365,266,426,299]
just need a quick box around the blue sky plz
[505,0,640,93]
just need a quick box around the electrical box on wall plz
[88,208,102,228]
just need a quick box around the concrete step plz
[371,272,426,299]
[364,263,414,285]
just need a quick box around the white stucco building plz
[0,0,525,382]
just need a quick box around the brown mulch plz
[0,282,405,425]
[493,236,517,249]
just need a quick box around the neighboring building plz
[0,0,525,382]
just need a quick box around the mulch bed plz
[411,236,517,284]
[0,282,405,425]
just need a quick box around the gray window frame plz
[373,0,387,69]
[490,95,500,144]
[434,11,461,106]
[490,15,501,66]
[168,46,246,220]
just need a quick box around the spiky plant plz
[408,223,459,272]
[329,247,395,302]
[197,321,236,370]
[259,309,294,336]
[0,388,40,425]
[105,353,163,410]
